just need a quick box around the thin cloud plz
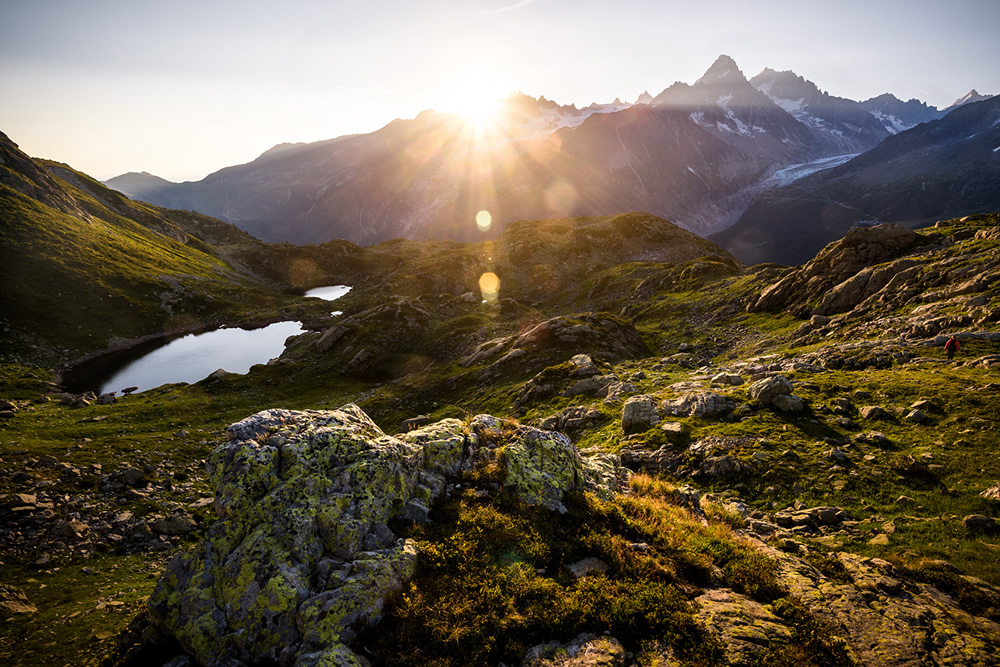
[479,0,536,15]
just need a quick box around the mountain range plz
[105,55,991,254]
[715,94,1000,265]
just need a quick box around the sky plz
[2,0,998,183]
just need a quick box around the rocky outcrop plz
[695,588,793,665]
[751,541,1000,665]
[750,224,931,316]
[146,405,629,665]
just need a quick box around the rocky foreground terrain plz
[1,132,999,666]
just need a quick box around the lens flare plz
[475,209,492,232]
[479,272,500,303]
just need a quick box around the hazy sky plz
[2,0,998,182]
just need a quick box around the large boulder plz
[148,405,462,665]
[748,375,794,405]
[147,406,628,665]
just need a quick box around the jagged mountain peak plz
[635,90,654,105]
[695,54,747,86]
[944,89,994,112]
[750,68,823,99]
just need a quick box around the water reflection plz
[305,285,351,316]
[304,285,351,301]
[98,321,305,394]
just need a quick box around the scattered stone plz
[963,515,997,532]
[0,584,37,617]
[981,482,1000,501]
[810,314,832,327]
[539,406,603,433]
[659,421,685,439]
[522,633,628,667]
[860,406,890,420]
[400,415,432,432]
[868,534,890,545]
[149,514,197,535]
[828,448,850,464]
[121,467,146,487]
[564,557,609,579]
[772,394,804,412]
[660,392,736,417]
[856,431,890,446]
[711,373,744,386]
[829,397,855,414]
[619,445,682,473]
[905,409,930,424]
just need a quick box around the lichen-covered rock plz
[147,405,632,665]
[148,405,464,666]
[472,417,580,513]
[695,588,793,666]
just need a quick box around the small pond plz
[304,284,351,315]
[304,285,351,301]
[68,321,306,395]
[65,286,352,395]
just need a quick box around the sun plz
[439,70,510,126]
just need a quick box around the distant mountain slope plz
[104,55,918,246]
[713,95,1000,266]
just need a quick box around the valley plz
[1,123,999,665]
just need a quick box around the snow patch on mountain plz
[867,110,911,135]
[713,95,765,137]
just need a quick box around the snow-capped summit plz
[943,89,994,113]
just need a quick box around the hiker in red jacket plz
[945,335,959,360]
